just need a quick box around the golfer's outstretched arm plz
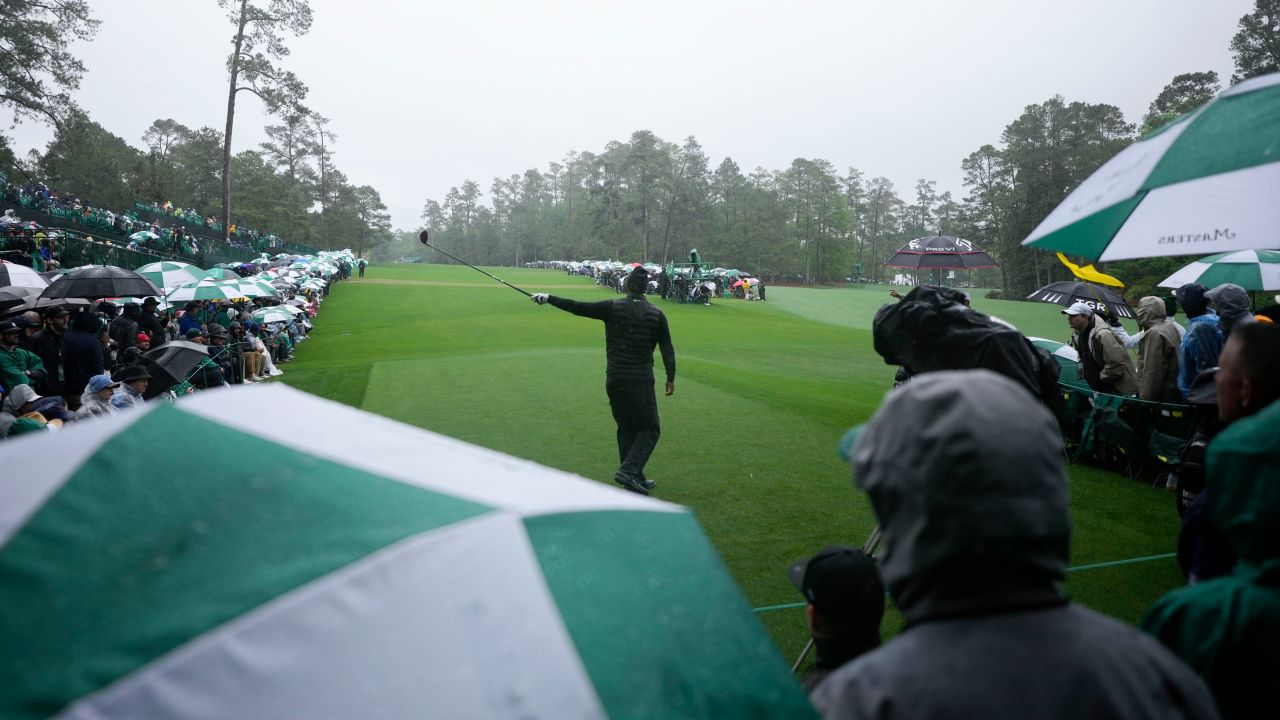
[544,296,613,320]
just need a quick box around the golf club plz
[418,230,531,297]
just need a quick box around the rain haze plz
[7,0,1253,232]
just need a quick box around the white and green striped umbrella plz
[201,267,239,281]
[0,386,810,719]
[217,278,276,299]
[1023,71,1280,261]
[252,306,298,324]
[1156,249,1280,291]
[1028,336,1081,383]
[135,261,204,291]
[167,278,245,302]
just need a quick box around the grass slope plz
[283,265,1182,661]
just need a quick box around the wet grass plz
[283,265,1183,661]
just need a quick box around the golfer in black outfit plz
[532,266,675,495]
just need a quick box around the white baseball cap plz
[1062,301,1094,316]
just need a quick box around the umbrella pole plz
[791,523,882,674]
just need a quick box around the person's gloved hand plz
[1101,309,1121,327]
[531,293,550,305]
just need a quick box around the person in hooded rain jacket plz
[1143,322,1280,720]
[1176,284,1224,399]
[813,370,1219,720]
[1204,283,1255,340]
[1136,295,1183,403]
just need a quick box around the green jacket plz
[1142,397,1280,720]
[0,345,45,394]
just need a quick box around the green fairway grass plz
[282,264,1182,662]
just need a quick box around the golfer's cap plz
[185,328,204,339]
[14,316,40,329]
[0,320,20,334]
[44,306,70,318]
[1062,301,1093,316]
[141,296,160,306]
[787,545,884,617]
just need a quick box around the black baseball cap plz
[788,545,885,624]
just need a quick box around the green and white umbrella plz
[1023,71,1280,261]
[1028,336,1081,384]
[136,261,204,292]
[252,306,297,324]
[167,278,245,302]
[0,385,810,719]
[201,267,239,281]
[1157,249,1280,291]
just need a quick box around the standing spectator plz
[1136,296,1183,403]
[16,312,42,351]
[75,374,120,419]
[29,307,69,398]
[178,302,204,337]
[788,545,885,694]
[62,312,105,411]
[813,371,1219,720]
[108,302,141,353]
[1064,302,1138,396]
[529,266,676,495]
[1204,284,1255,340]
[1143,322,1280,719]
[1176,283,1224,400]
[0,319,46,393]
[137,297,166,347]
[111,365,150,410]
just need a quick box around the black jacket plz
[29,328,64,396]
[549,293,675,384]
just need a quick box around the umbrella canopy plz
[1027,336,1082,383]
[167,278,246,302]
[39,266,162,301]
[1026,280,1136,319]
[1157,249,1280,291]
[137,340,210,399]
[0,385,811,719]
[136,261,205,291]
[885,235,999,269]
[201,267,239,281]
[128,230,160,242]
[1024,71,1280,261]
[0,262,49,289]
[111,296,173,312]
[252,306,295,324]
[0,286,42,314]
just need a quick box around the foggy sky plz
[6,0,1252,232]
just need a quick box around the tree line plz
[418,1,1278,297]
[0,0,393,257]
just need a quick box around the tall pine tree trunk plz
[220,1,249,244]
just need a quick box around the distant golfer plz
[531,266,675,495]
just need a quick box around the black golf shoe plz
[613,471,649,495]
[638,475,656,490]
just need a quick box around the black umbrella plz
[0,286,41,314]
[139,340,209,399]
[885,236,999,270]
[1026,280,1135,319]
[39,265,162,301]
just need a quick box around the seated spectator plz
[788,545,884,694]
[0,319,46,396]
[111,365,150,410]
[1,383,73,428]
[206,323,238,383]
[75,374,120,419]
[813,370,1217,720]
[1143,322,1280,719]
[185,328,228,389]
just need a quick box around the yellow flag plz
[1056,252,1124,288]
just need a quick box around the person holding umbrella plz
[531,266,676,495]
[110,365,150,410]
